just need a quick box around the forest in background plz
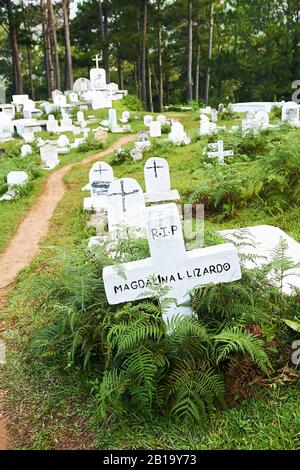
[0,0,300,111]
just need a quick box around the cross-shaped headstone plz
[103,203,242,323]
[84,162,114,211]
[145,158,165,179]
[207,140,234,164]
[93,54,101,69]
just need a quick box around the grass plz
[0,103,300,449]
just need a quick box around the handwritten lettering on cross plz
[108,179,140,213]
[93,54,101,69]
[207,140,234,164]
[145,159,165,178]
[103,203,242,323]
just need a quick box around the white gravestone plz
[90,69,107,91]
[149,121,161,138]
[157,114,167,125]
[135,130,151,151]
[107,178,146,235]
[40,143,60,169]
[281,101,299,124]
[144,115,153,127]
[57,135,70,154]
[207,140,234,164]
[0,113,14,141]
[219,225,300,295]
[200,114,217,136]
[84,162,114,212]
[73,77,91,95]
[255,111,269,129]
[103,203,242,323]
[120,111,130,123]
[144,157,180,203]
[21,144,32,157]
[22,130,35,143]
[130,148,143,160]
[168,122,191,145]
[46,115,59,133]
[77,111,86,127]
[60,115,73,132]
[7,171,28,189]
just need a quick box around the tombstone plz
[88,90,112,110]
[73,77,91,95]
[94,127,108,141]
[12,95,29,112]
[200,106,212,116]
[135,130,151,151]
[144,157,180,203]
[84,162,114,212]
[149,121,161,138]
[40,143,60,169]
[218,103,225,113]
[68,92,79,104]
[120,111,130,123]
[0,113,14,141]
[255,111,269,129]
[0,171,29,201]
[60,115,73,132]
[130,148,143,160]
[144,115,153,127]
[109,108,118,129]
[107,178,146,235]
[200,114,217,136]
[22,130,35,143]
[52,90,65,107]
[211,109,218,123]
[168,122,190,145]
[21,144,32,157]
[46,114,59,133]
[157,114,167,125]
[57,135,70,154]
[219,225,300,295]
[207,140,234,164]
[103,203,242,323]
[281,101,299,124]
[77,111,86,127]
[23,99,41,119]
[90,64,107,90]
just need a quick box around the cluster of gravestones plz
[100,108,132,133]
[81,156,243,323]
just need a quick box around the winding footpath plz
[0,135,135,449]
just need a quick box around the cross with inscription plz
[93,54,101,69]
[145,159,165,178]
[103,203,242,324]
[108,179,140,213]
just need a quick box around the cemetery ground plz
[1,105,300,450]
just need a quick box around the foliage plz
[123,95,143,111]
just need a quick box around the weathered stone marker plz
[103,203,242,323]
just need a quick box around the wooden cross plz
[108,179,140,213]
[207,140,234,164]
[145,159,165,178]
[93,54,101,69]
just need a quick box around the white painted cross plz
[207,140,234,164]
[103,203,242,323]
[93,54,101,69]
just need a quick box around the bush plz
[123,94,143,111]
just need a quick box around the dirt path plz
[0,134,135,450]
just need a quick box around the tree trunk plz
[118,58,124,90]
[41,0,52,97]
[195,19,201,102]
[21,0,35,99]
[158,10,163,112]
[141,0,147,106]
[147,48,153,112]
[62,0,73,90]
[205,1,214,105]
[48,0,61,90]
[5,0,23,95]
[103,3,110,82]
[187,0,193,101]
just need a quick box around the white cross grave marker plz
[103,203,242,323]
[207,140,234,164]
